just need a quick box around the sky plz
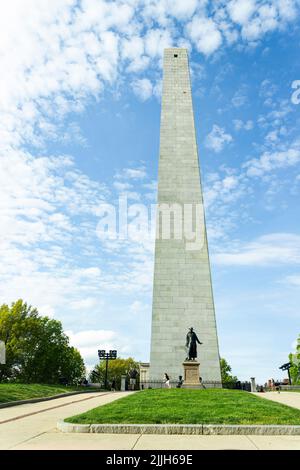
[0,0,300,383]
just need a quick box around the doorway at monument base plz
[181,361,202,389]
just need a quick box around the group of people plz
[163,373,205,389]
[268,378,282,393]
[164,373,181,388]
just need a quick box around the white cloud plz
[67,329,116,348]
[165,0,198,18]
[116,167,147,180]
[38,304,56,318]
[113,181,133,191]
[130,300,147,314]
[77,267,102,278]
[144,29,173,58]
[153,79,163,100]
[259,79,278,102]
[232,87,248,107]
[204,172,247,219]
[143,180,157,191]
[284,275,300,286]
[213,233,300,266]
[0,0,298,156]
[244,140,300,177]
[0,150,107,248]
[277,0,298,21]
[70,298,99,310]
[205,125,233,152]
[233,119,253,130]
[186,16,222,56]
[132,78,153,101]
[227,0,256,25]
[122,36,150,73]
[239,2,281,41]
[66,328,132,367]
[222,175,239,190]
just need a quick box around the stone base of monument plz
[181,360,203,389]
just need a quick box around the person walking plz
[164,373,171,388]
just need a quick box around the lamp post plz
[279,362,292,385]
[98,349,117,389]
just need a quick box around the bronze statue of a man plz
[186,327,202,360]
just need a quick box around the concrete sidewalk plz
[1,391,300,450]
[0,391,131,449]
[252,392,300,410]
[6,431,300,450]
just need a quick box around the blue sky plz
[0,0,300,383]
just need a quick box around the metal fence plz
[139,380,251,391]
[265,384,300,392]
[280,385,300,390]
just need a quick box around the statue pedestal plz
[182,360,202,389]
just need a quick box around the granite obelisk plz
[149,48,221,384]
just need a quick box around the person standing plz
[164,373,171,388]
[176,376,183,388]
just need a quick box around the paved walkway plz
[252,391,300,410]
[1,391,300,450]
[0,391,131,449]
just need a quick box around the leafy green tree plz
[60,346,86,385]
[0,300,39,380]
[220,357,238,383]
[0,300,85,384]
[289,335,300,384]
[92,357,139,390]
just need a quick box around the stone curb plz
[0,390,102,409]
[57,421,300,435]
[202,425,300,435]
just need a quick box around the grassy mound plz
[66,388,300,425]
[0,383,100,403]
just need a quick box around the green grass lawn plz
[0,383,101,404]
[66,389,300,425]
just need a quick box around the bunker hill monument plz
[149,48,221,384]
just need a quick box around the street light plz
[98,349,117,389]
[279,362,292,385]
